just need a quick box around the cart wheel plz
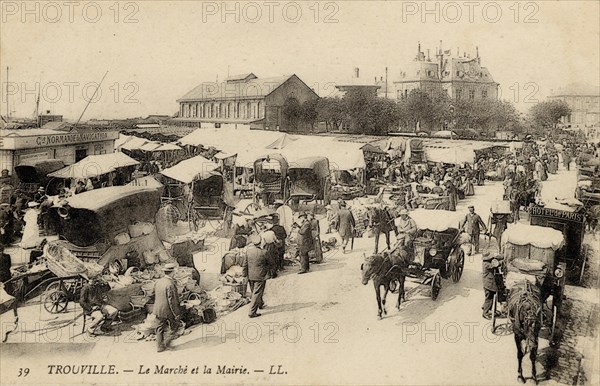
[491,293,498,333]
[550,305,558,343]
[431,273,442,300]
[323,178,331,206]
[450,249,465,283]
[43,290,69,314]
[43,281,62,295]
[579,250,587,285]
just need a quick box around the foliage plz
[282,97,302,130]
[529,100,572,129]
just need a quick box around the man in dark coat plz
[297,213,313,274]
[461,206,488,254]
[336,202,355,254]
[243,234,269,317]
[79,278,117,335]
[481,252,504,319]
[369,203,393,254]
[270,214,288,271]
[307,212,323,263]
[0,243,11,283]
[152,263,182,352]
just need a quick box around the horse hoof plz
[532,376,538,385]
[377,315,382,320]
[383,309,387,315]
[517,376,525,384]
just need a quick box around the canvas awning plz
[501,223,564,251]
[48,152,139,179]
[160,155,219,184]
[120,136,148,151]
[408,208,465,231]
[155,143,182,151]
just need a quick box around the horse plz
[507,281,542,384]
[361,248,408,319]
[584,204,600,233]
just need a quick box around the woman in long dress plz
[21,203,42,249]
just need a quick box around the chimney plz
[354,67,359,78]
[427,49,430,61]
[476,46,480,64]
[46,110,50,114]
[457,47,459,56]
[380,76,383,81]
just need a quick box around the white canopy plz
[160,155,219,184]
[48,152,139,179]
[114,134,131,149]
[277,136,366,170]
[120,136,148,151]
[408,208,465,231]
[501,223,565,251]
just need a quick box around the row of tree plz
[283,88,571,136]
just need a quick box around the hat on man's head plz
[399,209,409,216]
[28,201,40,208]
[38,187,45,192]
[163,263,177,272]
[339,201,347,207]
[297,212,308,219]
[468,205,474,209]
[325,205,332,210]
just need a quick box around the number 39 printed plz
[17,368,30,377]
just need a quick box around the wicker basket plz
[130,295,150,308]
[223,282,247,296]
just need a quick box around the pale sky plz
[1,0,599,120]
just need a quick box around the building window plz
[456,89,462,100]
[482,89,488,99]
[257,101,262,118]
[236,102,240,118]
[246,102,251,119]
[468,89,475,100]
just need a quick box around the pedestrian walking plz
[336,201,355,253]
[307,212,323,263]
[270,214,288,271]
[461,205,488,254]
[152,263,182,352]
[243,234,269,318]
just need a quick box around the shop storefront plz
[0,129,119,181]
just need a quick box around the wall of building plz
[264,76,318,131]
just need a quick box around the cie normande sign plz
[0,130,118,149]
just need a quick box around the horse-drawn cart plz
[491,223,566,342]
[403,209,468,298]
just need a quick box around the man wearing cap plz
[461,206,488,254]
[297,212,313,274]
[394,209,417,248]
[33,187,47,203]
[336,201,355,254]
[243,234,269,317]
[481,252,504,319]
[153,263,182,352]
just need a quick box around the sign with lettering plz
[530,206,585,223]
[1,130,119,150]
[35,132,114,147]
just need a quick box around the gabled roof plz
[178,75,296,102]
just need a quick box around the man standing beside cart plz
[481,252,505,320]
[297,213,313,274]
[461,205,488,254]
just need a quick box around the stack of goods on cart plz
[210,261,249,315]
[349,198,371,237]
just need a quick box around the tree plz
[529,100,571,129]
[282,97,302,130]
[316,97,345,131]
[341,88,401,134]
[398,89,451,131]
[300,99,319,132]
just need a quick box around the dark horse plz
[361,249,408,319]
[507,281,542,384]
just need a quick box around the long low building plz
[0,127,119,177]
